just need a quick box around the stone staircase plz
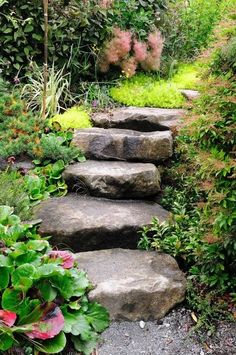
[37,107,188,321]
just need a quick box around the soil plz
[98,307,236,355]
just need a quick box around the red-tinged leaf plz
[25,303,64,340]
[48,250,75,269]
[0,309,17,327]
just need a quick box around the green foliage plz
[161,0,222,65]
[0,85,84,164]
[49,106,92,130]
[106,0,167,39]
[0,160,69,220]
[110,64,199,108]
[21,64,74,118]
[211,35,236,74]
[139,9,236,330]
[0,206,110,354]
[34,132,85,165]
[0,0,168,83]
[0,170,31,220]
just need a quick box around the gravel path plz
[98,307,236,355]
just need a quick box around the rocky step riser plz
[92,107,186,132]
[37,195,169,252]
[73,128,173,163]
[76,249,186,321]
[63,161,161,199]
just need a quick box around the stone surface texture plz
[73,128,173,162]
[92,107,185,131]
[63,160,161,198]
[180,90,200,101]
[76,249,186,321]
[37,195,169,251]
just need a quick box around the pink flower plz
[26,303,64,340]
[99,27,132,72]
[133,40,147,62]
[48,250,75,269]
[100,0,113,8]
[0,310,17,327]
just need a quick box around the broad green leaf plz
[71,314,91,338]
[37,280,57,302]
[0,205,13,224]
[12,264,36,291]
[72,332,99,355]
[86,302,110,332]
[0,267,10,290]
[35,332,67,354]
[0,255,12,267]
[0,333,15,351]
[2,288,24,311]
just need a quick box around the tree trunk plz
[42,0,49,119]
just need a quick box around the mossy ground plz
[109,64,200,108]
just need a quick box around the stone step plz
[73,128,173,163]
[37,194,169,252]
[63,160,161,199]
[180,89,200,101]
[76,249,186,321]
[92,107,185,132]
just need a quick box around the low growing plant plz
[49,106,92,130]
[109,65,199,108]
[0,205,110,354]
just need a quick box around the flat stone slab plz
[180,90,200,101]
[92,107,185,131]
[76,249,186,321]
[63,161,161,198]
[73,128,173,163]
[37,195,169,251]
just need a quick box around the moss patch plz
[49,106,92,130]
[110,64,200,108]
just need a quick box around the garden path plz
[37,93,200,348]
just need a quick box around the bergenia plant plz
[0,206,110,354]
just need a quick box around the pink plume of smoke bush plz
[141,30,164,71]
[99,27,132,72]
[100,0,113,9]
[133,40,148,62]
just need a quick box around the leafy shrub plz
[99,28,164,77]
[0,86,84,164]
[0,171,31,220]
[161,0,221,64]
[0,205,110,354]
[139,8,236,330]
[49,106,92,130]
[0,0,168,83]
[211,36,236,74]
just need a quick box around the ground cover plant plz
[49,107,92,130]
[109,64,200,108]
[139,5,236,332]
[0,206,110,354]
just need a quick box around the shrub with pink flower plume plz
[121,56,137,77]
[99,27,164,76]
[100,0,113,9]
[99,27,132,72]
[141,30,164,71]
[133,40,148,62]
